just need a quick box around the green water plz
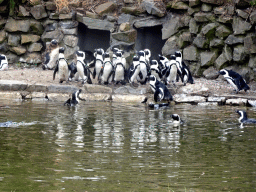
[0,99,255,191]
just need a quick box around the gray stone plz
[233,45,247,62]
[201,0,224,5]
[244,33,256,54]
[179,83,209,96]
[232,16,252,35]
[0,30,6,43]
[187,6,200,15]
[0,42,8,53]
[106,15,116,22]
[30,5,48,20]
[189,18,199,34]
[0,80,28,91]
[112,30,137,43]
[173,94,206,103]
[208,96,226,104]
[95,2,117,16]
[223,44,233,61]
[19,53,42,64]
[84,84,112,94]
[27,84,47,92]
[249,55,256,68]
[119,22,131,32]
[236,9,249,19]
[140,0,166,17]
[62,28,78,35]
[63,35,78,47]
[201,3,212,12]
[193,34,209,49]
[194,12,214,22]
[134,17,163,28]
[210,38,224,48]
[218,15,233,24]
[82,17,114,31]
[203,67,219,79]
[30,20,44,35]
[112,94,144,102]
[226,5,235,15]
[168,1,189,10]
[162,36,179,57]
[18,5,30,17]
[8,34,20,46]
[215,53,228,69]
[250,10,256,25]
[117,13,135,24]
[183,45,198,61]
[48,85,78,93]
[49,12,59,20]
[45,1,56,11]
[226,98,247,106]
[114,86,146,95]
[214,6,226,15]
[189,0,200,7]
[64,45,79,59]
[162,16,183,40]
[121,6,145,16]
[0,19,6,30]
[45,23,57,32]
[198,102,218,106]
[248,100,256,107]
[215,25,232,39]
[5,18,30,32]
[59,13,73,20]
[41,30,64,42]
[201,23,217,38]
[28,43,43,52]
[178,32,191,48]
[182,15,192,27]
[59,21,78,29]
[200,50,218,67]
[21,34,40,44]
[224,35,244,45]
[9,46,26,55]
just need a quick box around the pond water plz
[0,99,255,191]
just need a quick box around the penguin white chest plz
[58,61,69,81]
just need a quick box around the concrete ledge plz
[47,84,78,93]
[0,80,28,91]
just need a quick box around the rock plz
[18,5,30,17]
[63,45,79,59]
[45,23,57,32]
[189,18,199,34]
[187,6,200,15]
[28,43,43,52]
[182,15,192,27]
[21,34,40,44]
[79,93,111,101]
[29,0,41,6]
[0,42,8,53]
[19,53,42,64]
[201,3,212,12]
[201,23,217,38]
[112,94,145,102]
[9,46,26,55]
[235,0,250,7]
[173,94,206,103]
[198,102,218,106]
[140,0,166,17]
[41,30,64,42]
[215,45,232,69]
[114,86,146,95]
[84,84,112,94]
[48,85,78,93]
[121,6,145,16]
[5,52,18,63]
[208,96,226,104]
[107,16,116,22]
[201,0,224,5]
[248,55,256,68]
[59,13,73,20]
[162,16,183,39]
[118,13,135,25]
[248,100,256,107]
[81,17,114,31]
[210,38,224,48]
[134,17,163,28]
[30,20,44,35]
[218,15,233,24]
[224,35,244,45]
[215,25,232,39]
[0,80,28,91]
[189,0,200,7]
[162,36,179,57]
[203,67,219,79]
[95,2,117,16]
[62,28,78,35]
[59,21,78,29]
[63,35,78,47]
[236,9,249,19]
[45,1,56,11]
[8,34,20,47]
[183,45,198,62]
[168,1,189,10]
[193,34,209,49]
[244,33,256,54]
[226,98,247,106]
[0,30,6,43]
[232,16,252,35]
[177,32,191,48]
[179,83,209,95]
[5,18,30,32]
[233,45,247,62]
[0,19,6,30]
[49,13,59,20]
[30,5,48,20]
[250,10,256,25]
[226,5,235,15]
[119,22,131,32]
[69,0,81,7]
[214,6,226,15]
[112,30,137,43]
[194,12,214,22]
[200,50,218,67]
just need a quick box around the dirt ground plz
[0,65,256,97]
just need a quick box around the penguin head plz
[0,54,6,60]
[76,51,85,59]
[158,54,165,61]
[138,50,145,57]
[175,51,182,58]
[171,114,181,122]
[151,60,158,65]
[236,110,248,122]
[144,49,151,57]
[103,52,110,59]
[116,51,122,57]
[149,75,156,82]
[59,47,65,54]
[112,47,120,53]
[96,48,104,55]
[170,55,176,61]
[133,55,139,61]
[219,69,228,76]
[72,89,82,102]
[51,39,58,46]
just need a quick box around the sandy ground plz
[0,66,256,97]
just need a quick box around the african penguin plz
[141,96,169,109]
[0,54,8,71]
[158,54,169,73]
[150,60,162,82]
[137,50,149,85]
[42,39,59,70]
[219,69,250,93]
[144,49,151,65]
[53,47,70,83]
[100,52,114,85]
[74,51,92,84]
[112,48,127,69]
[128,55,140,85]
[113,51,126,85]
[171,114,183,126]
[236,110,256,124]
[149,75,173,102]
[166,55,178,86]
[93,48,104,83]
[64,89,83,106]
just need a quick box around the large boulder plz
[41,30,64,42]
[177,32,191,48]
[189,18,199,34]
[28,42,43,52]
[215,45,232,69]
[183,45,198,61]
[30,20,44,35]
[250,10,256,25]
[232,16,252,35]
[215,25,232,39]
[233,45,247,62]
[21,34,40,44]
[236,9,249,19]
[193,34,209,48]
[112,30,137,43]
[133,17,163,28]
[81,17,114,31]
[30,5,48,20]
[0,30,6,43]
[203,67,219,79]
[19,53,42,64]
[201,23,217,38]
[200,50,218,67]
[224,34,244,45]
[162,36,179,56]
[9,46,26,55]
[63,35,78,47]
[162,16,184,40]
[140,0,166,17]
[244,33,256,54]
[8,34,20,47]
[5,18,30,32]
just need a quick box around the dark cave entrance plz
[135,25,166,60]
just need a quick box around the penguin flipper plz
[92,68,96,79]
[64,98,71,106]
[44,52,50,65]
[53,63,59,80]
[154,89,161,102]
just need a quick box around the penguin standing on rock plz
[93,48,104,83]
[74,51,92,84]
[53,47,70,83]
[64,89,83,106]
[219,69,250,93]
[100,52,114,85]
[113,51,126,85]
[166,55,178,86]
[137,50,149,85]
[0,54,8,71]
[150,60,162,81]
[128,55,140,86]
[149,75,173,102]
[42,39,59,70]
[236,110,256,124]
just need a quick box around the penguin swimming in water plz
[175,51,194,86]
[53,47,70,83]
[100,52,114,85]
[74,51,92,84]
[137,50,149,85]
[93,48,104,83]
[64,89,83,106]
[166,55,178,86]
[171,114,183,126]
[219,69,250,94]
[113,51,126,85]
[128,55,140,85]
[149,75,173,102]
[0,54,8,71]
[150,60,162,82]
[141,96,169,110]
[42,39,59,70]
[236,110,256,124]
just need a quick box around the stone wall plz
[0,0,255,80]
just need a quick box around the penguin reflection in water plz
[64,89,84,106]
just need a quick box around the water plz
[0,99,255,191]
